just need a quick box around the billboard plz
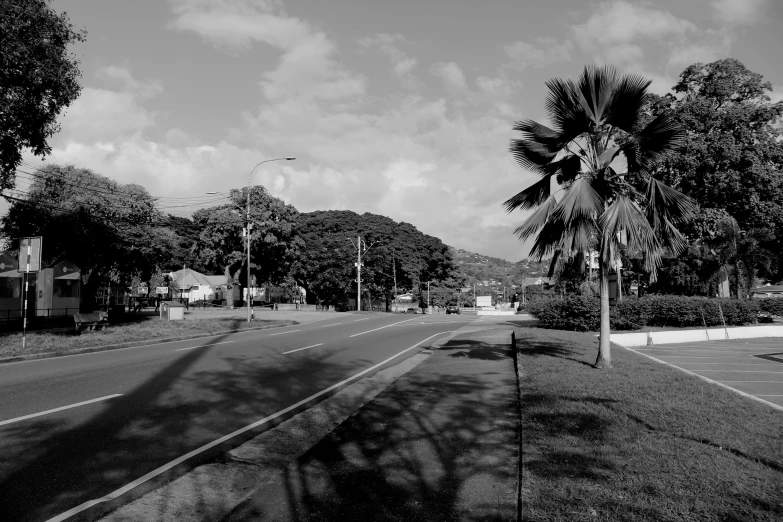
[18,237,43,272]
[476,295,492,307]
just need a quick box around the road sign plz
[18,237,42,272]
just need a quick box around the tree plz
[649,59,783,283]
[290,211,456,308]
[0,1,86,188]
[1,164,169,307]
[193,186,301,289]
[505,65,697,368]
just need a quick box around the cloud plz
[573,1,695,64]
[430,62,468,91]
[503,37,574,69]
[712,0,770,25]
[358,33,419,85]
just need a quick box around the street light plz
[208,156,296,323]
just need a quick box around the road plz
[0,313,476,522]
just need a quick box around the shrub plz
[527,294,762,331]
[757,298,783,318]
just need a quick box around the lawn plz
[0,316,293,360]
[515,327,783,522]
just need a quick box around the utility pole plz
[246,189,253,322]
[392,250,398,313]
[427,281,431,314]
[473,283,476,309]
[356,235,361,311]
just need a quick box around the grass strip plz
[0,317,292,359]
[516,327,783,522]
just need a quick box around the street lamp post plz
[209,157,295,324]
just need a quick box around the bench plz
[73,311,109,332]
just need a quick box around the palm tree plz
[505,65,697,368]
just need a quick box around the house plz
[168,268,229,301]
[521,277,552,288]
[750,284,783,298]
[0,252,81,319]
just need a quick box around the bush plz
[757,298,783,318]
[528,295,762,331]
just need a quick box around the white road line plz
[0,394,123,427]
[269,329,302,336]
[282,343,324,355]
[721,381,783,383]
[757,395,783,397]
[45,331,451,522]
[174,341,234,352]
[693,370,783,373]
[349,317,419,337]
[320,323,343,328]
[353,318,370,322]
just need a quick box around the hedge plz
[527,295,769,332]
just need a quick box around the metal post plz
[427,281,430,314]
[247,188,252,323]
[357,235,361,312]
[392,250,398,313]
[22,243,30,350]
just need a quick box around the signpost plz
[18,237,43,350]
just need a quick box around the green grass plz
[0,316,293,359]
[516,327,783,521]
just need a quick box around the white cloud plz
[667,29,733,68]
[573,1,695,64]
[359,33,419,85]
[503,37,574,69]
[430,62,468,91]
[712,0,770,25]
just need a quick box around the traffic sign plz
[18,237,42,272]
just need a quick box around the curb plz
[0,321,296,365]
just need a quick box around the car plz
[446,305,460,315]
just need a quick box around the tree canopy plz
[0,0,85,188]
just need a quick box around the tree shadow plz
[441,339,511,361]
[223,340,520,521]
[0,326,366,522]
[516,333,596,368]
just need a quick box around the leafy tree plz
[505,65,697,368]
[1,164,169,307]
[161,215,207,272]
[649,59,783,283]
[193,186,301,289]
[0,0,86,188]
[290,210,456,307]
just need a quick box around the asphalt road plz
[0,312,477,522]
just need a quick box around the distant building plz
[167,268,230,301]
[750,284,783,298]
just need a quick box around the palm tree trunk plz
[595,257,612,369]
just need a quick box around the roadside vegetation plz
[516,327,783,521]
[0,316,292,359]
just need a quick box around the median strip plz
[282,343,324,355]
[0,394,123,427]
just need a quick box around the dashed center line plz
[269,330,302,336]
[0,394,123,427]
[320,323,343,328]
[282,343,324,355]
[174,341,234,352]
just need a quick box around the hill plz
[449,248,551,288]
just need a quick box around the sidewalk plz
[222,328,519,522]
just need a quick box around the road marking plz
[320,323,343,328]
[269,329,302,336]
[757,395,783,397]
[693,370,783,373]
[282,343,324,355]
[349,317,419,337]
[353,318,370,322]
[45,331,452,522]
[0,394,123,427]
[721,381,783,383]
[174,341,234,352]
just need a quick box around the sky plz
[14,0,783,261]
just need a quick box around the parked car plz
[406,307,418,314]
[446,305,460,315]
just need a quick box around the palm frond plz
[509,138,557,172]
[528,217,567,261]
[513,195,557,241]
[575,64,617,124]
[600,195,660,270]
[646,178,698,227]
[544,77,591,142]
[636,112,686,168]
[606,74,652,131]
[512,120,563,153]
[551,177,603,227]
[503,174,553,213]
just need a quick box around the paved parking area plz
[630,337,783,408]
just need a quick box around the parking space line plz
[269,330,302,336]
[0,394,123,427]
[174,341,234,352]
[282,343,324,355]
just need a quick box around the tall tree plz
[505,65,697,368]
[193,186,301,288]
[1,164,168,306]
[650,59,783,283]
[0,0,86,188]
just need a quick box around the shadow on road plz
[0,326,368,522]
[224,338,519,522]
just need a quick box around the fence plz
[0,308,82,321]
